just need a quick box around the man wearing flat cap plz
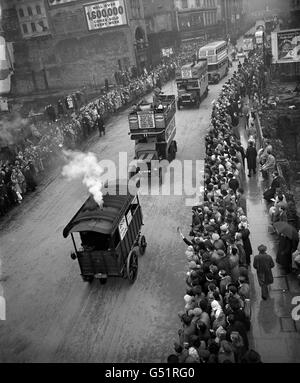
[253,245,275,300]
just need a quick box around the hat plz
[193,307,203,316]
[218,269,227,278]
[178,310,185,319]
[217,249,225,258]
[258,244,267,253]
[221,340,233,354]
[188,309,195,317]
[189,261,199,269]
[184,294,193,303]
[192,285,202,295]
[220,224,228,232]
[211,300,221,312]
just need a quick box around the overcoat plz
[245,146,257,171]
[253,252,274,286]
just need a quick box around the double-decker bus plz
[198,41,229,84]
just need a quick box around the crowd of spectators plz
[0,57,182,217]
[167,50,269,364]
[0,38,215,218]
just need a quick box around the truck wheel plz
[82,275,94,283]
[127,250,138,284]
[139,235,147,255]
[173,140,177,152]
[177,101,181,110]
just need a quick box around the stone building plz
[174,0,223,41]
[219,0,245,41]
[289,0,300,28]
[2,0,149,95]
[143,0,179,67]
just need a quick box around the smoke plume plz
[62,151,104,207]
[0,113,29,147]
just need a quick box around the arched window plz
[19,8,24,18]
[36,5,41,15]
[27,6,33,16]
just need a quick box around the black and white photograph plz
[0,0,300,367]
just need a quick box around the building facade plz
[2,0,149,95]
[174,0,223,41]
[290,0,300,28]
[219,0,245,41]
[143,0,178,66]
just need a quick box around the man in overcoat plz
[245,141,257,177]
[253,244,275,300]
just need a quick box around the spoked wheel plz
[127,250,138,284]
[82,275,94,283]
[139,235,147,255]
[168,145,176,162]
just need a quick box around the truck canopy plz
[176,59,207,80]
[63,181,134,237]
[128,95,176,139]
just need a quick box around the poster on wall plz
[161,47,174,57]
[271,29,300,63]
[48,0,78,6]
[84,0,128,31]
[118,215,128,240]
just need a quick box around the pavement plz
[239,119,300,363]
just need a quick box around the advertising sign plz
[48,0,78,7]
[118,215,128,240]
[161,47,173,57]
[271,29,300,63]
[243,38,254,51]
[137,111,155,129]
[48,0,78,6]
[255,30,264,45]
[84,0,128,31]
[181,68,192,79]
[126,210,132,225]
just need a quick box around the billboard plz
[161,47,174,57]
[271,29,300,63]
[48,0,78,6]
[84,0,128,31]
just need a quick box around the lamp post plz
[263,31,266,67]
